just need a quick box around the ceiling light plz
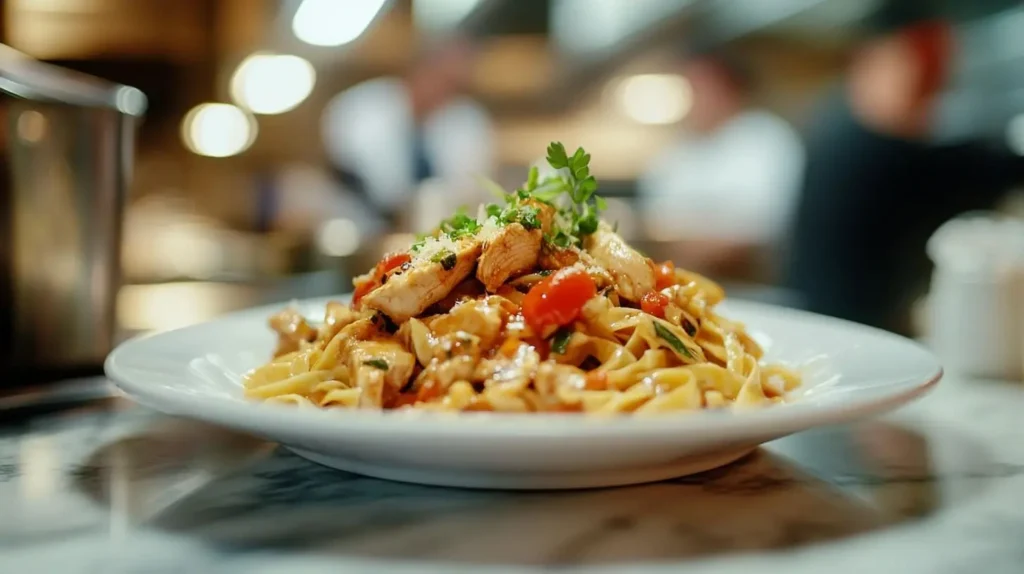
[231,53,315,115]
[616,74,692,125]
[292,0,388,47]
[180,103,257,158]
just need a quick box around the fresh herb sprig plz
[542,142,607,248]
[416,142,607,255]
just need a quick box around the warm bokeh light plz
[616,74,693,125]
[292,0,388,47]
[231,53,316,115]
[180,103,257,158]
[316,218,362,257]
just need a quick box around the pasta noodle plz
[244,142,801,414]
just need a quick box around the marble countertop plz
[1,375,1022,574]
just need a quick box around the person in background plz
[784,6,1024,335]
[638,49,805,281]
[321,36,494,226]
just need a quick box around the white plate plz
[105,298,942,490]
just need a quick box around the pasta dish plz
[245,143,800,414]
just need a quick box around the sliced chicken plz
[316,301,361,344]
[538,244,580,271]
[268,308,317,357]
[361,240,482,322]
[429,298,505,351]
[476,222,542,292]
[583,222,655,302]
[348,339,416,408]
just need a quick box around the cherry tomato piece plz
[522,267,597,334]
[654,260,676,290]
[352,277,376,306]
[640,291,670,319]
[379,252,411,274]
[352,252,413,306]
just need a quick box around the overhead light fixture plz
[292,0,389,47]
[231,53,316,115]
[1007,113,1024,156]
[180,103,257,158]
[616,74,693,125]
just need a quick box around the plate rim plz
[104,297,944,440]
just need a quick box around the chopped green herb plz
[546,142,569,169]
[576,207,599,235]
[550,327,573,355]
[549,230,573,249]
[363,359,389,370]
[525,165,539,191]
[431,248,457,270]
[531,179,568,203]
[440,208,481,240]
[410,232,428,253]
[485,203,502,218]
[537,269,553,277]
[518,205,540,230]
[653,321,695,360]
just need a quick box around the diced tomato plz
[522,267,597,334]
[583,370,608,391]
[352,252,412,306]
[640,290,670,318]
[379,252,411,274]
[654,260,676,290]
[352,277,376,306]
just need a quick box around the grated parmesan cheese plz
[411,234,461,265]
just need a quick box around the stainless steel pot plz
[0,44,146,382]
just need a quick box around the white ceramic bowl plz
[105,298,942,490]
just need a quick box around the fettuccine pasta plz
[245,142,800,414]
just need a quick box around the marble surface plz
[1,375,1023,573]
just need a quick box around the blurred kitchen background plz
[2,0,1024,384]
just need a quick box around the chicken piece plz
[477,223,542,292]
[315,301,361,345]
[348,340,416,408]
[583,223,655,302]
[361,240,482,322]
[538,244,580,271]
[269,308,317,357]
[429,298,504,351]
[527,199,557,233]
[430,278,486,314]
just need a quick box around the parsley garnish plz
[541,142,606,248]
[431,248,457,270]
[550,327,573,355]
[410,232,428,253]
[440,208,481,240]
[413,142,607,256]
[653,321,695,360]
[363,359,389,370]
